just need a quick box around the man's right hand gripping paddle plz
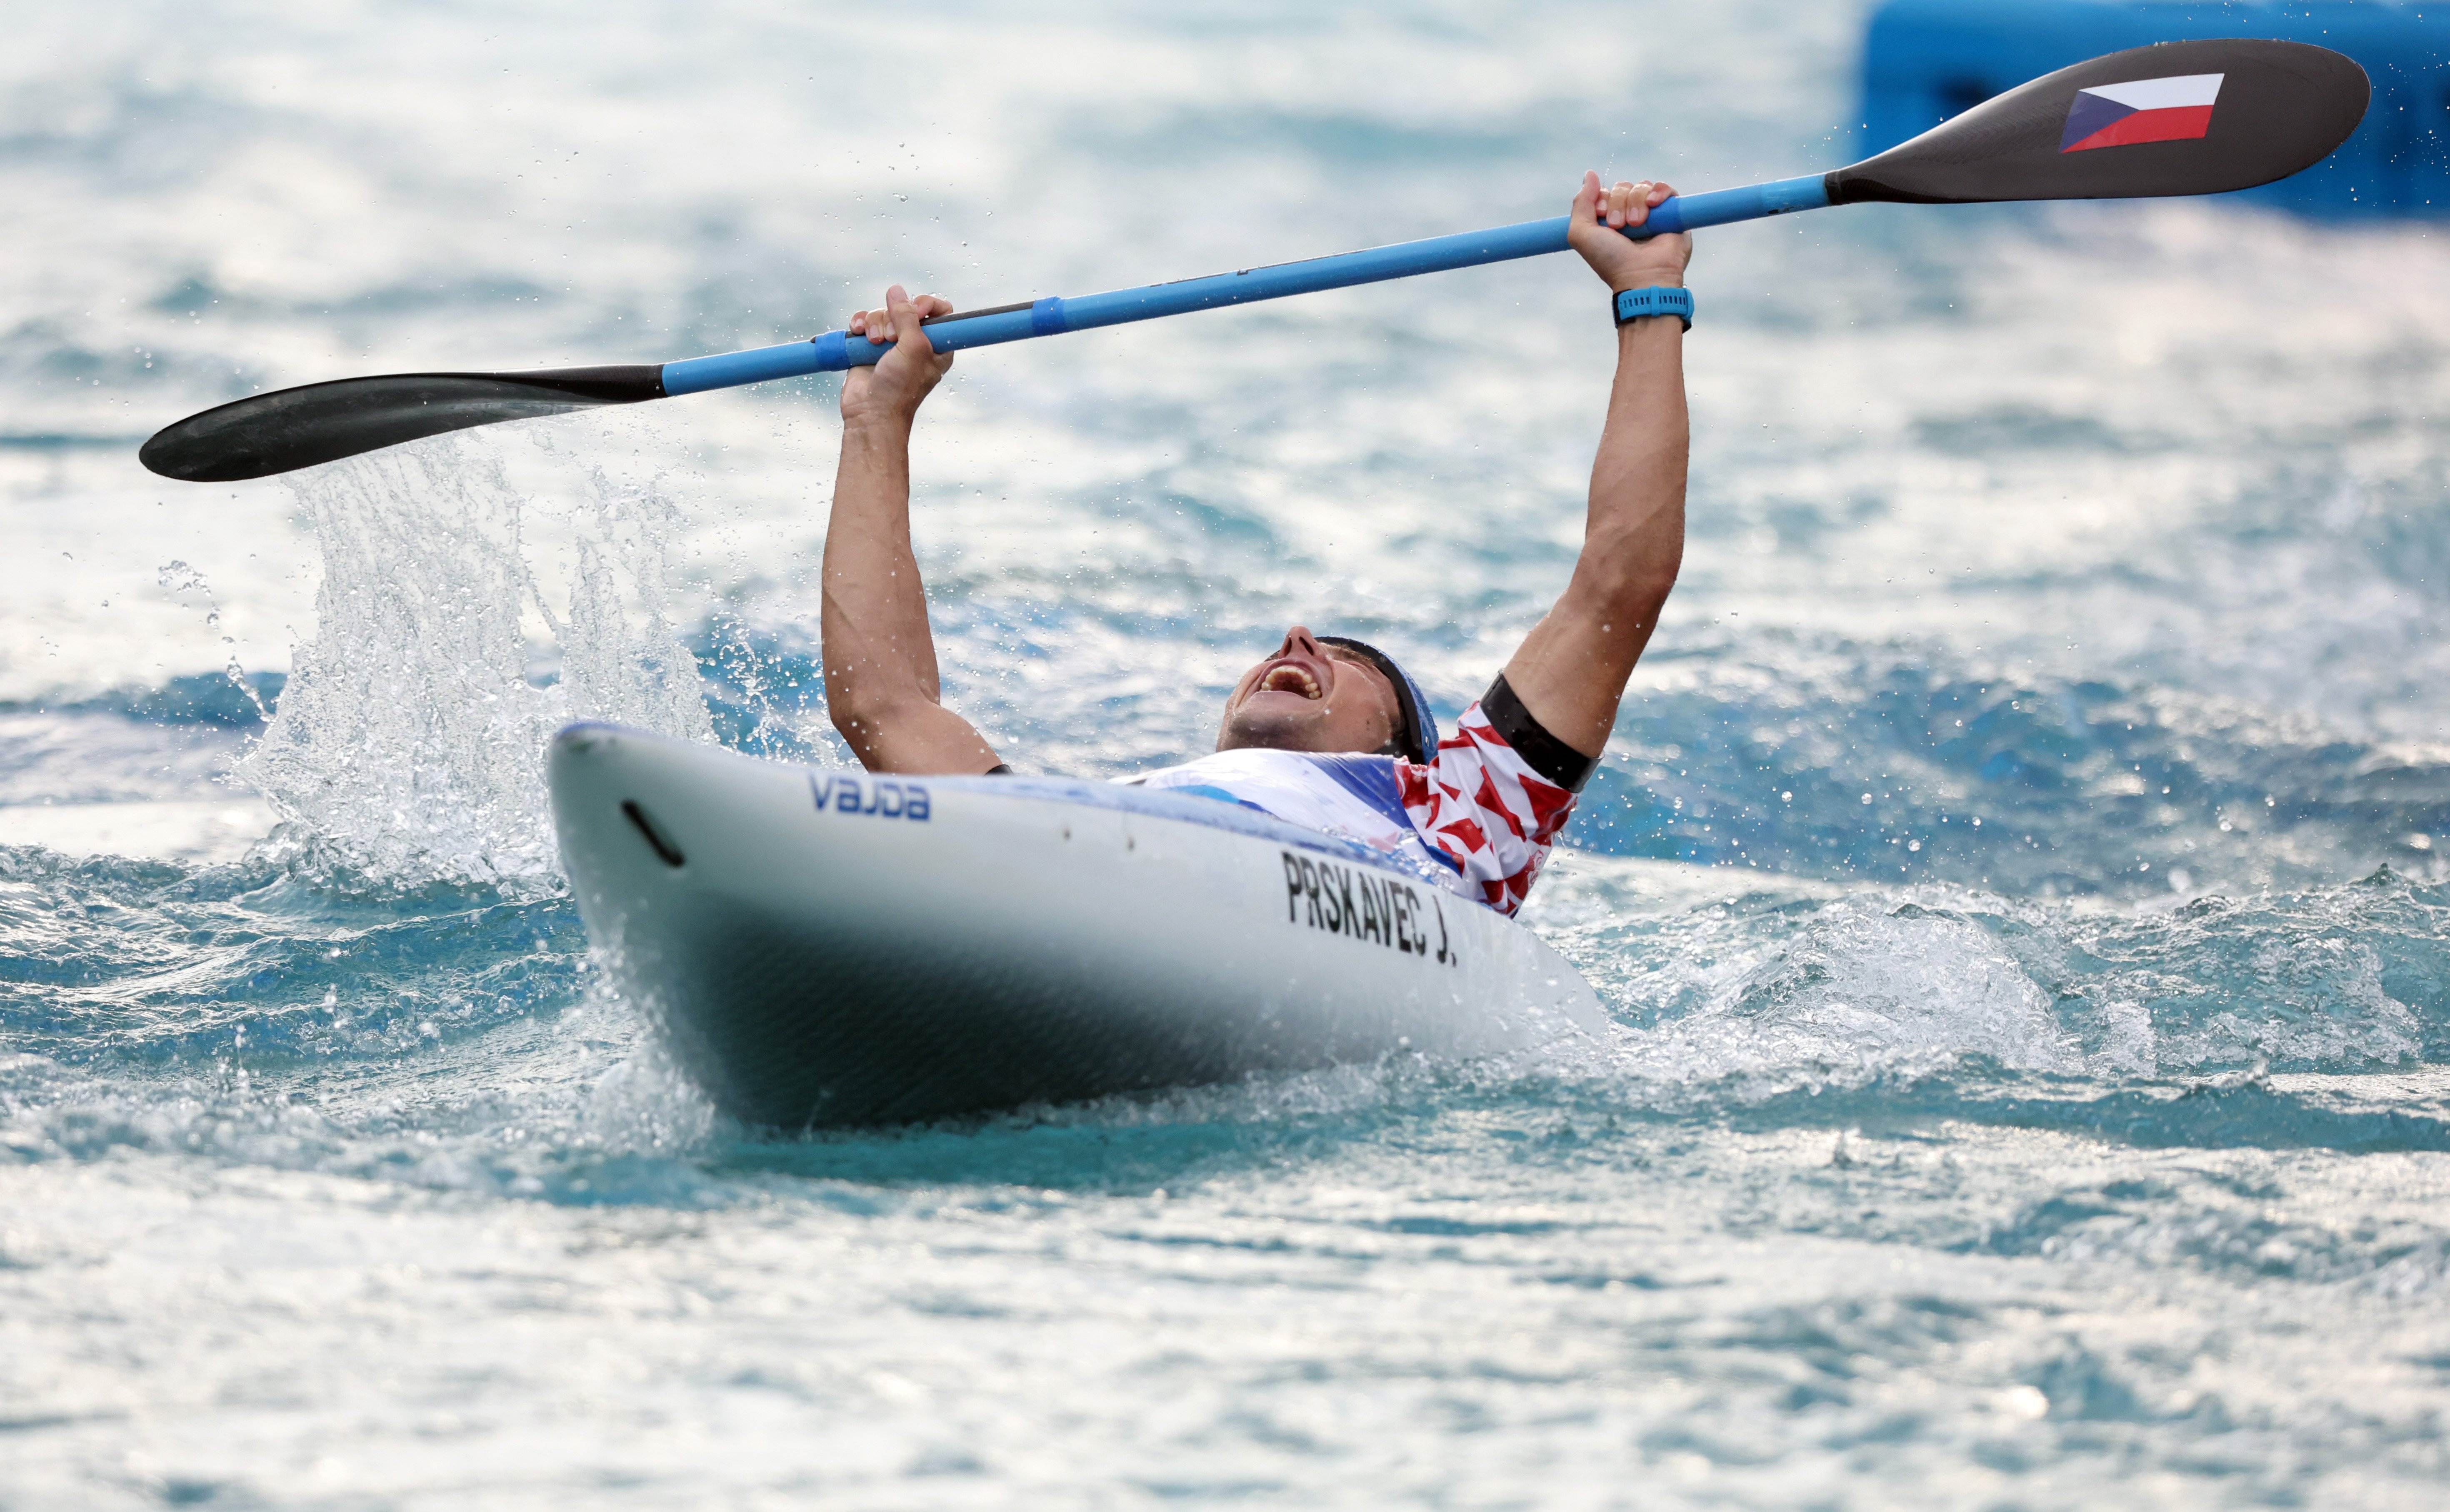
[841,284,958,433]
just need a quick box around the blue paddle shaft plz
[659,175,1828,396]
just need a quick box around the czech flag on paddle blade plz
[2060,73,2225,153]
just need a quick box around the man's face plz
[1216,625,1401,757]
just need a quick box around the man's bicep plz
[839,697,1005,777]
[1497,569,1672,760]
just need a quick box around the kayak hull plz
[548,724,1605,1127]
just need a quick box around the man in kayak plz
[822,172,1690,917]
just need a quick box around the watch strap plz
[1612,285,1693,330]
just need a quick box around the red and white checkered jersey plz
[1392,698,1580,916]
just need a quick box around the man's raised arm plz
[1499,172,1693,759]
[821,284,1005,776]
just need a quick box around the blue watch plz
[1613,285,1693,330]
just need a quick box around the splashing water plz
[152,560,270,722]
[240,438,711,887]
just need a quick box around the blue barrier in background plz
[1860,0,2447,215]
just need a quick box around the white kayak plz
[548,723,1606,1127]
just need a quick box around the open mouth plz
[1256,663,1322,699]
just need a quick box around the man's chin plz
[1218,712,1380,757]
[1216,713,1325,755]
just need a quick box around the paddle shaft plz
[660,175,1830,396]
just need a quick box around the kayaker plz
[822,172,1690,916]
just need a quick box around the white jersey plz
[1118,693,1584,917]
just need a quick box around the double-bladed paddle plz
[140,38,2368,483]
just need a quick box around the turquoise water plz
[7,1,2450,1505]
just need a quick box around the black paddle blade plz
[1831,38,2369,207]
[138,365,667,482]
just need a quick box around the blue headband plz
[1318,635,1438,765]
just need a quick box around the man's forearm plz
[1585,317,1689,585]
[822,412,1011,776]
[822,415,943,713]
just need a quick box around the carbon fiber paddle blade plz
[138,365,666,482]
[1831,38,2369,207]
